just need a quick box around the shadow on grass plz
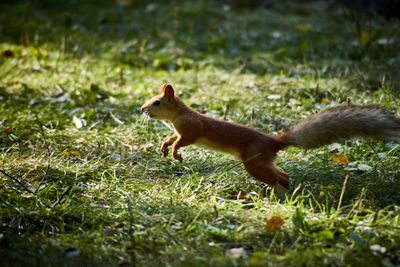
[1,0,399,86]
[285,157,400,208]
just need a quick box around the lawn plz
[0,0,399,266]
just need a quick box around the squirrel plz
[141,83,400,195]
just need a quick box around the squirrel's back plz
[283,105,400,149]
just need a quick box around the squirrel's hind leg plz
[243,159,290,196]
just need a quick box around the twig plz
[185,208,204,230]
[51,185,73,208]
[0,169,35,194]
[338,175,349,210]
[213,203,218,219]
[0,169,51,208]
[34,113,51,195]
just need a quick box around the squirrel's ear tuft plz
[162,83,175,98]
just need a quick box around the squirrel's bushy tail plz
[281,105,400,149]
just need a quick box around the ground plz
[0,0,399,266]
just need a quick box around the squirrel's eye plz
[153,100,161,106]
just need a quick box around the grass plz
[0,0,400,266]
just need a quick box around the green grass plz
[1,0,400,266]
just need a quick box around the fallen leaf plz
[59,151,82,157]
[2,49,13,58]
[226,247,246,259]
[297,24,313,32]
[75,138,86,143]
[296,8,310,16]
[53,91,65,98]
[333,154,349,166]
[357,32,370,44]
[73,116,86,129]
[270,31,281,38]
[265,216,285,231]
[370,244,386,254]
[267,94,281,100]
[356,163,372,171]
[231,194,247,199]
[117,0,134,8]
[320,98,329,104]
[110,153,121,161]
[4,126,12,134]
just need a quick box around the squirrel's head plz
[141,83,178,121]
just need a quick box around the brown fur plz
[285,105,400,149]
[141,84,400,195]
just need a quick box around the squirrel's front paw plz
[173,152,183,162]
[160,143,169,157]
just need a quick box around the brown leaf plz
[231,194,247,199]
[320,98,329,104]
[297,24,313,32]
[4,126,12,134]
[59,151,82,157]
[357,32,370,44]
[296,8,311,16]
[333,154,349,166]
[2,49,14,58]
[265,216,285,231]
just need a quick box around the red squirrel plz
[141,83,400,195]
